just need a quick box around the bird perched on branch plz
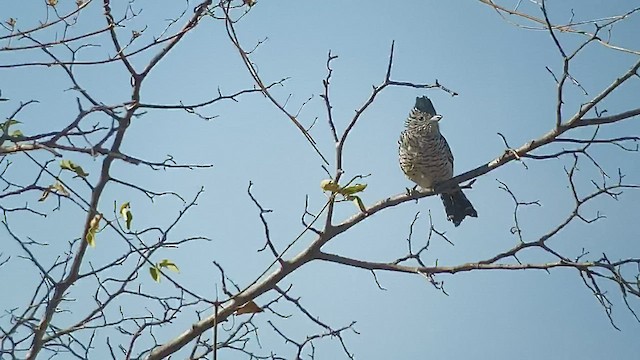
[398,96,477,226]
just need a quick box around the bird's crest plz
[415,96,436,115]
[405,96,439,128]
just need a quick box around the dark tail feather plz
[440,188,477,227]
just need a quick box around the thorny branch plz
[148,13,639,360]
[219,1,330,166]
[1,1,638,359]
[478,0,640,55]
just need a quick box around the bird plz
[398,96,477,226]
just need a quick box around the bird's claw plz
[405,186,421,202]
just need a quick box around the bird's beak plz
[432,114,443,122]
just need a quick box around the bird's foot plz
[405,185,423,203]
[405,185,420,196]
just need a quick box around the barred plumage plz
[399,96,477,226]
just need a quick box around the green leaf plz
[149,266,161,282]
[10,129,23,138]
[3,119,20,127]
[158,259,179,273]
[40,182,71,202]
[349,195,367,213]
[86,214,102,247]
[38,188,51,202]
[60,159,89,178]
[119,202,133,230]
[1,119,20,132]
[60,159,76,172]
[52,182,70,197]
[320,179,340,193]
[86,231,95,247]
[340,183,367,196]
[124,210,133,230]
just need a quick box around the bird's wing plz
[440,134,454,165]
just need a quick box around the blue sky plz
[1,0,639,358]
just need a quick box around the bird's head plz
[406,96,443,135]
[405,111,443,136]
[420,113,443,135]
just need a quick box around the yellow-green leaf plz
[86,213,102,247]
[320,179,340,193]
[86,231,95,247]
[149,266,161,282]
[340,183,367,196]
[158,259,179,273]
[119,202,130,215]
[10,129,23,139]
[60,159,89,178]
[349,195,367,213]
[125,211,132,229]
[39,182,70,202]
[1,119,20,132]
[39,188,51,202]
[52,182,70,197]
[120,202,133,230]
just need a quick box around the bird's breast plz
[399,132,453,188]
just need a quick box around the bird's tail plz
[440,187,477,227]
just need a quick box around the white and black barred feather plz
[398,96,477,226]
